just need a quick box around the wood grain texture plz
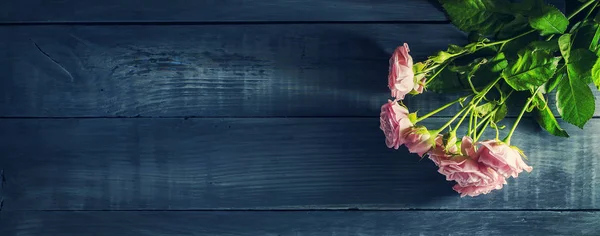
[0,24,467,117]
[1,118,598,210]
[0,211,598,236]
[0,0,567,23]
[0,0,450,23]
[1,23,593,118]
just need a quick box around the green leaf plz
[531,91,548,110]
[489,53,508,72]
[474,102,507,123]
[430,51,453,64]
[502,49,560,91]
[429,44,474,63]
[545,66,566,93]
[572,23,600,54]
[592,57,600,89]
[494,103,508,122]
[528,38,560,53]
[426,66,465,93]
[534,101,569,137]
[441,0,515,36]
[474,102,496,117]
[428,55,503,93]
[556,72,596,129]
[501,33,540,60]
[567,48,598,84]
[558,34,572,62]
[497,14,530,39]
[497,0,544,39]
[511,0,544,12]
[591,26,600,53]
[528,5,569,36]
[468,32,490,43]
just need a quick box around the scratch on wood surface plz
[69,33,96,47]
[30,39,75,82]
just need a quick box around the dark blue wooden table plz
[1,0,599,235]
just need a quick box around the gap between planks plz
[5,209,600,212]
[1,116,600,119]
[0,21,452,26]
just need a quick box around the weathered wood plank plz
[0,24,466,117]
[0,211,597,236]
[0,23,592,118]
[0,0,567,23]
[1,118,598,210]
[0,0,450,23]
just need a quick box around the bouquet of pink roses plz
[380,0,600,197]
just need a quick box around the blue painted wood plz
[0,24,468,117]
[0,0,566,23]
[0,23,593,118]
[0,0,587,235]
[0,0,450,23]
[0,211,598,236]
[1,117,598,210]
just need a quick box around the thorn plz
[30,39,75,82]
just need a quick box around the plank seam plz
[7,209,600,212]
[0,21,451,26]
[1,116,599,119]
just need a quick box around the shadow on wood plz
[0,118,459,211]
[0,24,471,117]
[293,28,391,104]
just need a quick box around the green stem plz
[568,0,598,20]
[419,64,441,75]
[453,105,473,132]
[503,87,542,144]
[583,1,600,20]
[473,112,479,139]
[487,30,536,47]
[467,75,481,95]
[435,104,471,133]
[564,1,600,44]
[469,107,474,137]
[425,63,449,86]
[474,76,503,105]
[415,94,472,123]
[474,117,493,142]
[494,121,500,140]
[500,90,514,104]
[467,86,513,139]
[449,29,536,63]
[467,109,496,137]
[438,75,502,134]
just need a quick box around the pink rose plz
[379,100,413,149]
[460,136,477,160]
[388,43,415,100]
[452,170,507,197]
[430,136,507,197]
[403,126,434,157]
[428,134,458,165]
[437,137,491,185]
[478,140,533,178]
